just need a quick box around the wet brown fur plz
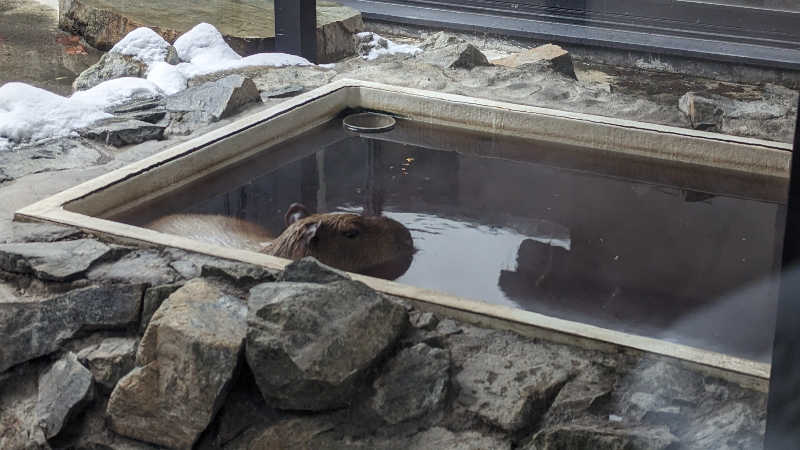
[268,213,414,275]
[147,210,415,278]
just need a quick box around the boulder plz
[525,423,679,450]
[1,222,83,244]
[448,329,583,432]
[492,44,577,80]
[245,416,338,450]
[682,401,764,449]
[189,65,337,97]
[543,364,615,426]
[370,343,450,424]
[0,284,144,372]
[138,282,182,333]
[79,117,165,147]
[420,43,491,70]
[106,98,168,124]
[404,427,511,450]
[165,75,261,135]
[0,137,106,184]
[409,310,439,330]
[246,280,408,410]
[107,279,247,449]
[0,362,50,449]
[87,249,178,285]
[36,352,94,439]
[278,256,350,284]
[76,337,138,391]
[0,238,111,281]
[59,0,362,62]
[200,259,276,287]
[72,52,149,92]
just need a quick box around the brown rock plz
[107,279,247,449]
[492,44,577,80]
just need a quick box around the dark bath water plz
[117,118,787,362]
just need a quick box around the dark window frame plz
[378,0,800,47]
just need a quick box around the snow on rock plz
[71,77,164,109]
[173,23,311,78]
[147,61,187,95]
[241,52,312,68]
[110,27,173,64]
[0,83,111,145]
[356,32,421,61]
[173,23,241,65]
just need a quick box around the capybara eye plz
[342,229,360,239]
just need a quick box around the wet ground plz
[0,0,101,95]
[116,118,785,361]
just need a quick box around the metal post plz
[765,95,800,450]
[274,0,317,63]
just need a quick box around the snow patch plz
[171,23,312,78]
[0,82,111,145]
[70,77,164,109]
[147,61,187,95]
[174,22,240,64]
[357,32,421,61]
[110,27,173,64]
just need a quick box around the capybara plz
[147,203,415,279]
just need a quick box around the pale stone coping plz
[16,79,781,389]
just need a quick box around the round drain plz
[343,112,396,134]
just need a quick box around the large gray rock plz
[107,279,247,449]
[244,416,339,450]
[0,238,112,281]
[0,362,49,449]
[88,249,178,286]
[190,65,337,99]
[36,352,94,439]
[370,343,450,424]
[79,117,165,147]
[0,284,144,372]
[1,222,83,244]
[278,256,350,284]
[543,364,615,426]
[246,280,408,410]
[525,423,679,450]
[449,328,583,432]
[72,52,147,92]
[139,282,183,333]
[107,98,168,124]
[404,427,510,450]
[682,401,764,450]
[420,43,491,70]
[492,44,577,80]
[76,337,138,391]
[200,259,276,287]
[165,75,261,135]
[0,138,106,190]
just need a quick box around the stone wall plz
[0,223,767,449]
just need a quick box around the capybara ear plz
[285,203,310,226]
[301,220,321,246]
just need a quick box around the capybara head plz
[267,203,415,279]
